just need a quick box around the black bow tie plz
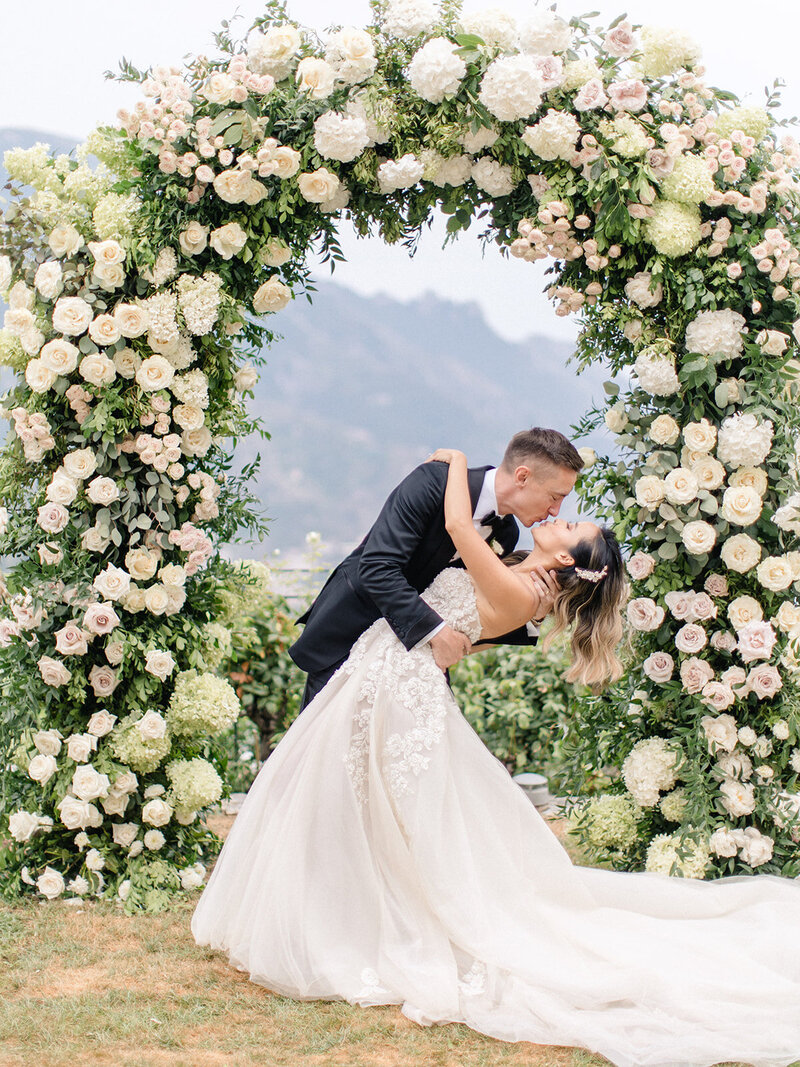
[479,511,500,526]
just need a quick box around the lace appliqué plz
[343,569,481,807]
[355,967,392,1002]
[458,960,488,997]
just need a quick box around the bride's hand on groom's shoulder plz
[426,448,466,465]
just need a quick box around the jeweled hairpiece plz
[574,564,608,583]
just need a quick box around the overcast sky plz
[2,0,799,343]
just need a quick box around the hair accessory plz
[574,564,608,583]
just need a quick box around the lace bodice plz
[420,568,482,643]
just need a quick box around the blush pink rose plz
[608,79,648,112]
[680,657,714,694]
[737,621,777,663]
[710,630,737,653]
[643,651,674,683]
[747,664,783,700]
[704,573,729,598]
[626,597,665,631]
[701,681,736,711]
[626,551,655,581]
[675,623,707,654]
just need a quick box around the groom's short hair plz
[502,427,583,474]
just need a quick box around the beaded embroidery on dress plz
[193,568,800,1067]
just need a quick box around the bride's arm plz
[427,450,538,625]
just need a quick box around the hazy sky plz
[3,0,799,342]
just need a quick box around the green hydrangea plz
[166,670,241,737]
[92,191,139,242]
[645,200,702,257]
[599,115,650,159]
[638,26,701,79]
[715,106,771,143]
[200,621,234,670]
[562,58,602,91]
[581,794,640,852]
[4,144,61,191]
[645,829,709,878]
[110,712,172,774]
[660,154,715,205]
[0,330,27,371]
[659,786,688,823]
[166,757,223,818]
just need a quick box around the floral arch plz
[1,0,799,908]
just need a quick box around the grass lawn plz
[0,813,761,1067]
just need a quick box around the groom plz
[290,427,583,708]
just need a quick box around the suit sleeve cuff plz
[413,621,446,649]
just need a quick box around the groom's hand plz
[430,625,471,671]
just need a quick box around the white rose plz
[142,798,173,827]
[297,168,341,204]
[33,729,62,757]
[721,485,762,527]
[88,314,121,347]
[728,596,763,632]
[682,521,717,556]
[720,534,761,574]
[775,602,800,633]
[86,476,120,506]
[209,222,248,260]
[202,71,236,104]
[634,475,666,510]
[682,419,716,454]
[87,709,117,737]
[46,470,79,506]
[83,601,120,636]
[709,828,738,858]
[9,811,45,842]
[720,779,756,817]
[145,649,176,680]
[260,239,292,267]
[112,823,140,848]
[756,556,794,592]
[93,564,131,602]
[138,709,168,740]
[178,222,209,256]
[648,415,680,446]
[124,547,159,582]
[253,278,291,314]
[62,448,97,481]
[729,466,768,497]
[89,664,119,697]
[39,338,80,376]
[52,296,93,336]
[113,303,150,338]
[701,713,738,754]
[136,355,174,392]
[48,224,84,258]
[234,364,259,391]
[37,866,65,900]
[664,467,698,506]
[159,564,186,588]
[144,829,166,850]
[145,584,171,615]
[28,753,58,784]
[625,271,662,308]
[71,764,110,801]
[88,239,125,269]
[25,359,57,393]
[79,353,116,387]
[58,795,102,830]
[54,622,90,657]
[66,733,97,762]
[691,456,725,492]
[34,261,64,301]
[181,426,212,457]
[295,57,336,99]
[37,654,71,686]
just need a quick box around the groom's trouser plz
[299,656,348,711]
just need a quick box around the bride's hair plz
[504,527,626,689]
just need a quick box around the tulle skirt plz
[192,621,800,1067]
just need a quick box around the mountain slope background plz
[1,127,613,555]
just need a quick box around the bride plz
[193,450,800,1067]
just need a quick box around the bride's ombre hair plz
[504,527,626,689]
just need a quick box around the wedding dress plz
[192,568,800,1067]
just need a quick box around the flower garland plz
[1,0,799,905]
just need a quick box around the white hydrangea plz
[645,830,709,879]
[660,153,715,206]
[313,111,370,163]
[176,272,223,336]
[471,156,515,196]
[684,309,746,360]
[324,28,378,86]
[633,351,680,396]
[166,757,223,818]
[377,154,425,194]
[478,54,544,122]
[518,11,572,54]
[638,26,701,78]
[522,110,581,162]
[459,8,518,50]
[424,152,473,188]
[716,413,774,468]
[246,24,302,81]
[383,0,439,39]
[622,737,682,807]
[407,38,467,104]
[773,493,800,534]
[345,94,392,146]
[459,126,499,152]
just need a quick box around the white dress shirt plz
[415,468,538,648]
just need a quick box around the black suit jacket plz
[289,463,536,676]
